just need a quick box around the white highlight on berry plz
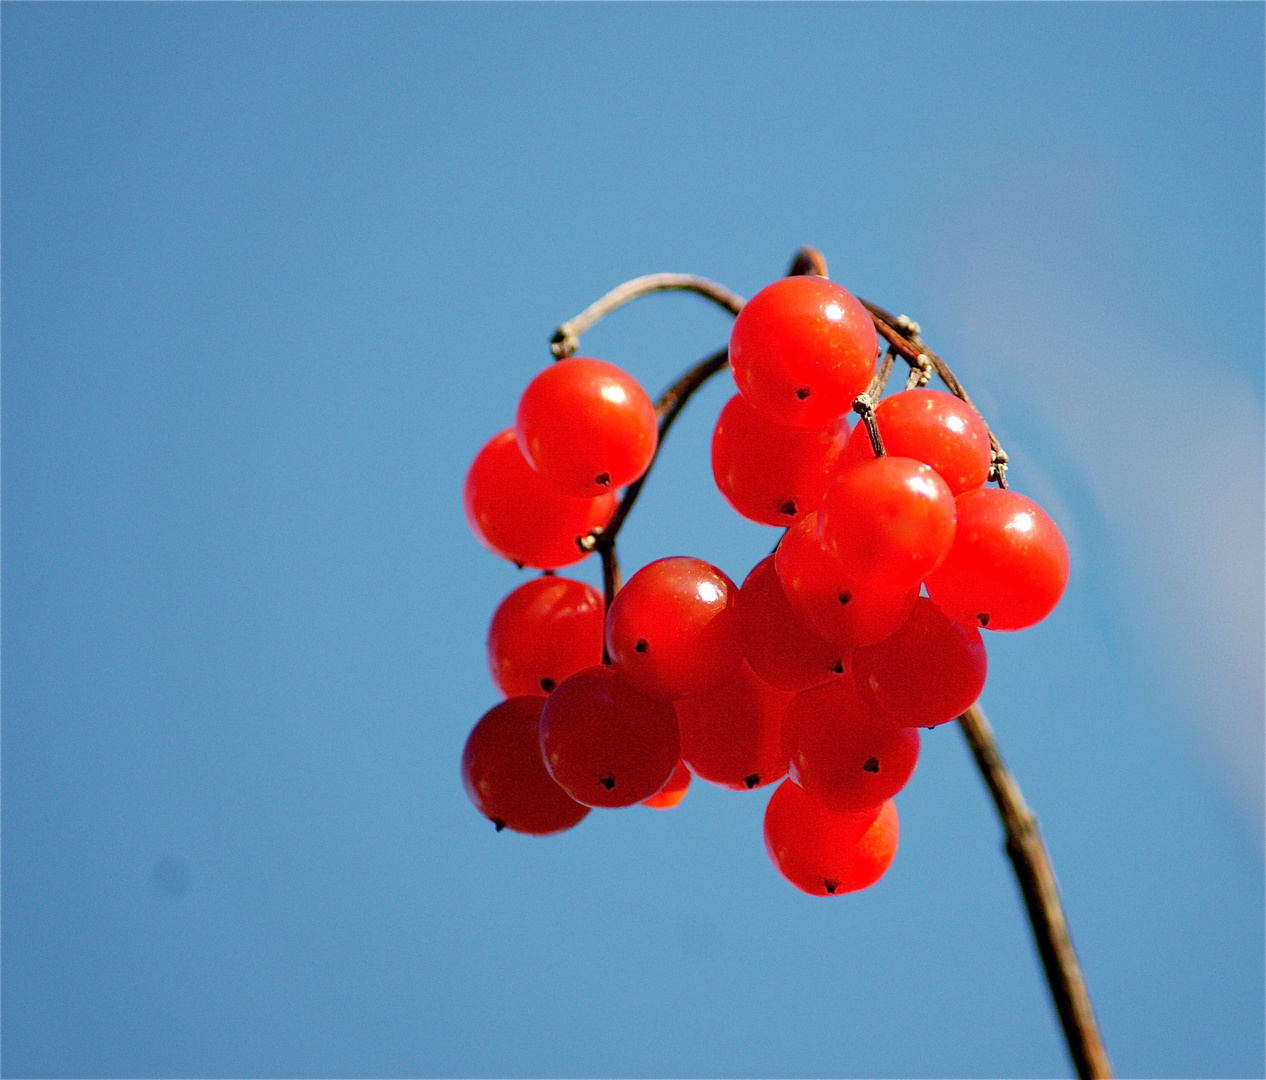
[696,581,721,604]
[824,303,843,322]
[601,384,628,404]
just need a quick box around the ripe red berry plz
[711,393,850,526]
[539,665,680,808]
[816,455,957,594]
[853,597,987,728]
[925,487,1069,631]
[461,697,591,835]
[782,678,921,813]
[730,276,878,427]
[737,555,846,691]
[841,389,993,496]
[763,779,899,896]
[606,557,743,699]
[515,357,658,498]
[675,660,794,791]
[642,759,692,810]
[486,576,605,697]
[774,512,920,648]
[463,429,616,569]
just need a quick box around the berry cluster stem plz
[553,251,1108,1078]
[958,703,1114,1079]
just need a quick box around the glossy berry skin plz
[487,576,605,697]
[774,512,920,649]
[853,597,987,728]
[782,678,920,813]
[464,429,616,569]
[516,357,658,498]
[730,276,878,427]
[764,779,899,896]
[643,759,692,810]
[606,557,743,699]
[817,455,957,594]
[842,389,992,496]
[461,697,591,835]
[675,661,794,791]
[925,487,1069,631]
[540,665,680,808]
[711,393,850,525]
[738,555,846,691]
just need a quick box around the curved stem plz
[587,346,730,611]
[551,274,745,360]
[958,703,1114,1079]
[859,298,1010,487]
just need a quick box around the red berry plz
[853,597,987,728]
[463,429,616,569]
[539,665,680,808]
[675,660,794,791]
[643,759,692,810]
[462,697,591,835]
[737,555,846,691]
[730,276,878,427]
[842,389,992,496]
[817,456,957,593]
[774,512,920,648]
[925,488,1069,631]
[782,678,920,813]
[711,393,850,525]
[763,779,899,895]
[516,357,658,498]
[486,576,605,697]
[606,557,743,699]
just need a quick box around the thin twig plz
[551,274,745,360]
[858,298,1010,488]
[958,703,1114,1080]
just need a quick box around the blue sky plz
[3,4,1262,1078]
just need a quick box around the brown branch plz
[551,274,745,360]
[859,298,1010,488]
[958,703,1114,1080]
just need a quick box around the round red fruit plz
[675,660,794,791]
[539,665,680,808]
[464,429,616,569]
[606,557,743,699]
[461,697,591,835]
[925,488,1069,631]
[782,678,920,813]
[853,597,987,728]
[643,759,692,810]
[730,276,878,427]
[516,358,658,498]
[738,555,846,691]
[711,393,850,525]
[764,779,899,896]
[774,512,920,648]
[817,455,957,593]
[487,576,605,697]
[842,389,992,495]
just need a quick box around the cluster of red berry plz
[461,272,1069,897]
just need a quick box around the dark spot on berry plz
[863,757,880,773]
[492,818,506,832]
[595,472,611,487]
[824,879,838,894]
[838,591,852,605]
[513,561,525,570]
[744,773,760,789]
[598,773,616,791]
[796,386,812,400]
[779,500,797,516]
[977,612,990,627]
[635,638,648,653]
[541,569,556,577]
[831,660,845,674]
[540,677,556,693]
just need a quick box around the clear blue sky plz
[3,4,1262,1078]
